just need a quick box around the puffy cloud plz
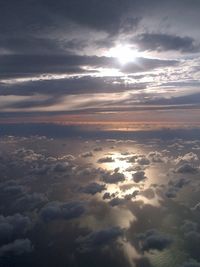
[31,164,50,175]
[76,227,123,252]
[148,151,165,163]
[97,157,114,163]
[80,151,93,158]
[180,220,200,262]
[102,192,116,200]
[166,177,190,198]
[58,154,75,161]
[109,197,125,207]
[13,193,48,212]
[140,189,155,199]
[52,162,73,172]
[128,155,138,163]
[133,171,147,183]
[0,239,33,256]
[76,166,99,178]
[0,214,31,244]
[175,163,198,174]
[181,220,198,233]
[169,177,190,189]
[124,190,140,200]
[101,171,125,184]
[165,187,177,198]
[40,201,86,222]
[81,182,106,195]
[137,229,173,251]
[126,165,143,172]
[0,182,26,196]
[13,148,44,162]
[175,152,199,165]
[137,157,150,166]
[93,147,103,152]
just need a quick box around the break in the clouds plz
[0,0,200,120]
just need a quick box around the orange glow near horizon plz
[1,108,200,131]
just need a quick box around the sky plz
[1,0,200,126]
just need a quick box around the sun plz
[107,45,139,65]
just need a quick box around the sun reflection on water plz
[94,149,163,207]
[100,152,132,174]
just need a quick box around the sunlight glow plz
[101,152,131,174]
[107,45,139,64]
[94,150,161,207]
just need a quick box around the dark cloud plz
[1,0,200,38]
[109,197,125,206]
[7,96,63,110]
[181,220,198,233]
[103,192,116,200]
[0,183,26,196]
[121,57,178,74]
[36,0,140,35]
[0,54,177,82]
[40,201,86,222]
[137,229,173,251]
[0,0,199,116]
[191,203,200,212]
[0,76,147,98]
[148,151,165,163]
[175,163,199,174]
[134,257,153,267]
[133,171,147,183]
[76,227,123,252]
[0,54,118,78]
[93,147,103,152]
[145,92,200,106]
[124,190,139,200]
[0,238,33,256]
[140,189,155,199]
[0,37,66,55]
[13,193,48,212]
[165,177,190,198]
[80,151,94,158]
[137,157,150,165]
[0,214,31,245]
[81,182,106,195]
[128,155,138,163]
[169,178,190,189]
[52,162,73,172]
[98,157,114,163]
[180,260,200,267]
[101,171,125,184]
[135,33,200,53]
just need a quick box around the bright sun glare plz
[107,45,139,65]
